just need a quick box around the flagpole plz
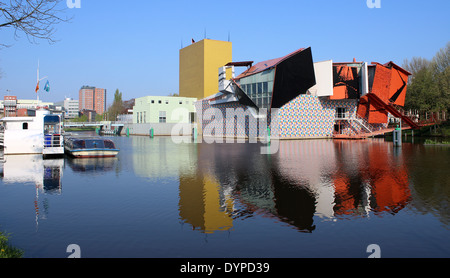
[36,60,48,109]
[37,60,39,106]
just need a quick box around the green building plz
[133,95,197,124]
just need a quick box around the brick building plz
[79,86,107,115]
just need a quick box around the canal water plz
[0,133,448,258]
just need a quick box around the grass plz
[424,139,450,145]
[64,127,96,132]
[0,232,24,258]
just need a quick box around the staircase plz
[333,95,418,139]
[366,93,420,129]
[353,114,374,133]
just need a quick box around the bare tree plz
[0,0,70,46]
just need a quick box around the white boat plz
[64,137,119,158]
[0,109,64,157]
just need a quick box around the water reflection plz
[132,136,197,179]
[0,154,64,228]
[331,140,410,217]
[66,157,117,174]
[1,154,63,194]
[0,136,444,238]
[179,174,234,233]
[179,139,413,233]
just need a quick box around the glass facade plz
[237,68,275,109]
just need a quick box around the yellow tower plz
[179,39,232,99]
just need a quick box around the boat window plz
[23,123,28,130]
[85,140,105,149]
[104,140,116,149]
[73,140,85,149]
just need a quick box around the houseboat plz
[64,137,119,158]
[0,109,64,157]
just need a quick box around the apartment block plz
[79,86,107,115]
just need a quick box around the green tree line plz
[402,42,449,113]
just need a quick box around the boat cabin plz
[0,109,64,156]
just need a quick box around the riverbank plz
[0,231,23,258]
[382,120,450,139]
[424,139,450,145]
[421,120,450,137]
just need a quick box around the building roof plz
[224,61,254,68]
[382,61,412,76]
[235,48,306,79]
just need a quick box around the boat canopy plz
[44,115,61,124]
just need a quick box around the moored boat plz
[0,109,64,157]
[64,137,119,158]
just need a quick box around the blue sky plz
[0,0,449,106]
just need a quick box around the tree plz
[107,89,124,121]
[403,42,450,113]
[72,114,87,122]
[95,113,104,122]
[0,0,70,46]
[431,42,450,112]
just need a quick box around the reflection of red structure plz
[333,175,357,216]
[333,142,411,216]
[366,143,410,214]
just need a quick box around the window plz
[151,100,155,104]
[158,100,162,104]
[257,82,263,95]
[165,100,169,104]
[159,111,166,123]
[104,140,115,149]
[179,101,183,105]
[263,82,268,94]
[85,140,104,149]
[336,107,347,119]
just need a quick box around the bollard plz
[192,127,197,141]
[126,128,129,137]
[393,126,402,146]
[150,127,154,138]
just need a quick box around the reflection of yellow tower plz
[179,39,233,99]
[179,174,233,233]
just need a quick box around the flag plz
[35,81,39,93]
[44,80,50,92]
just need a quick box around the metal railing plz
[64,121,104,127]
[44,134,63,148]
[353,114,374,133]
